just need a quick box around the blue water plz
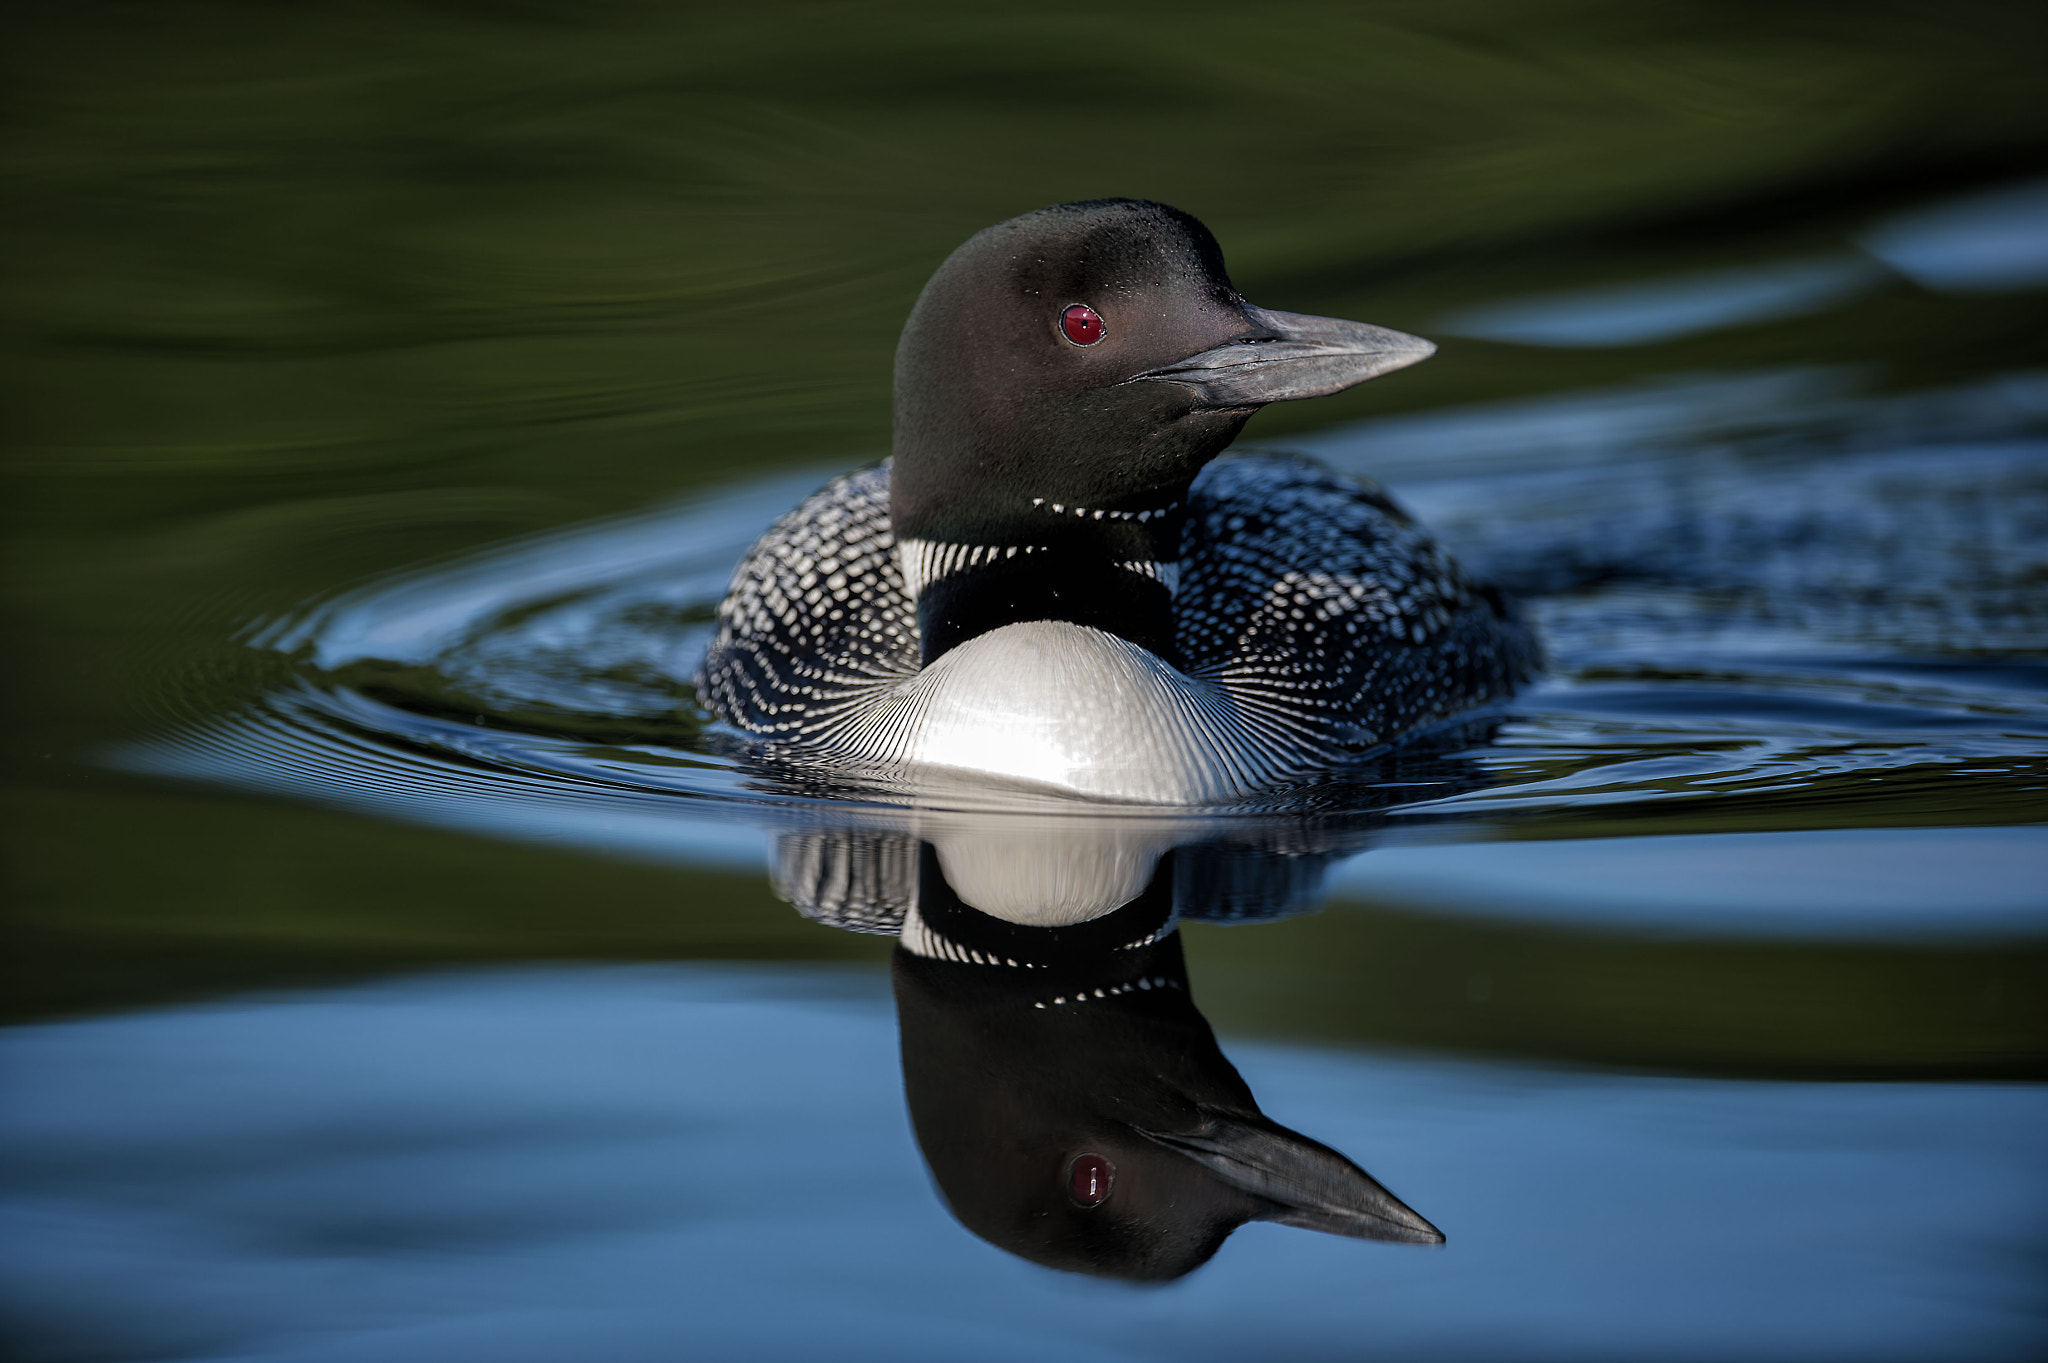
[48,348,2047,1359]
[5,966,2044,1362]
[10,157,2048,1360]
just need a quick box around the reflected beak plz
[1137,1109,1445,1244]
[1128,304,1436,408]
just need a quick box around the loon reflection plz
[778,827,1442,1280]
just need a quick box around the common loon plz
[894,848,1443,1281]
[807,822,1437,1279]
[699,199,1537,803]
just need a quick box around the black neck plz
[905,504,1186,666]
[916,551,1177,666]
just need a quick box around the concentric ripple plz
[117,367,2048,938]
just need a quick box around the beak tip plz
[1364,1200,1445,1245]
[1387,330,1436,368]
[1142,1113,1448,1248]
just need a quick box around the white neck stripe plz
[897,538,1179,598]
[897,539,1045,597]
[1030,497,1180,523]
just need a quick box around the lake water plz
[5,6,2047,1360]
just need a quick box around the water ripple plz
[118,368,2048,939]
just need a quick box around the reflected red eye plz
[1069,1153,1115,1206]
[1060,303,1106,346]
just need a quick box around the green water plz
[5,7,2048,1356]
[7,0,2047,1066]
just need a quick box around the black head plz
[889,200,1433,663]
[893,199,1247,547]
[892,849,1444,1282]
[890,198,1433,549]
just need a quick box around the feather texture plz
[696,452,1537,802]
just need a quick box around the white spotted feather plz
[696,453,1536,803]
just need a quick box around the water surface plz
[6,5,2047,1358]
[5,966,2044,1361]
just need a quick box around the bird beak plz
[1137,1109,1445,1244]
[1128,304,1435,408]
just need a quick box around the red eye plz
[1069,1153,1115,1206]
[1060,303,1106,346]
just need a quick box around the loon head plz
[891,198,1433,664]
[893,843,1444,1281]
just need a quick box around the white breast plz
[826,621,1281,804]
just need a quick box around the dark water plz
[6,5,2048,1359]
